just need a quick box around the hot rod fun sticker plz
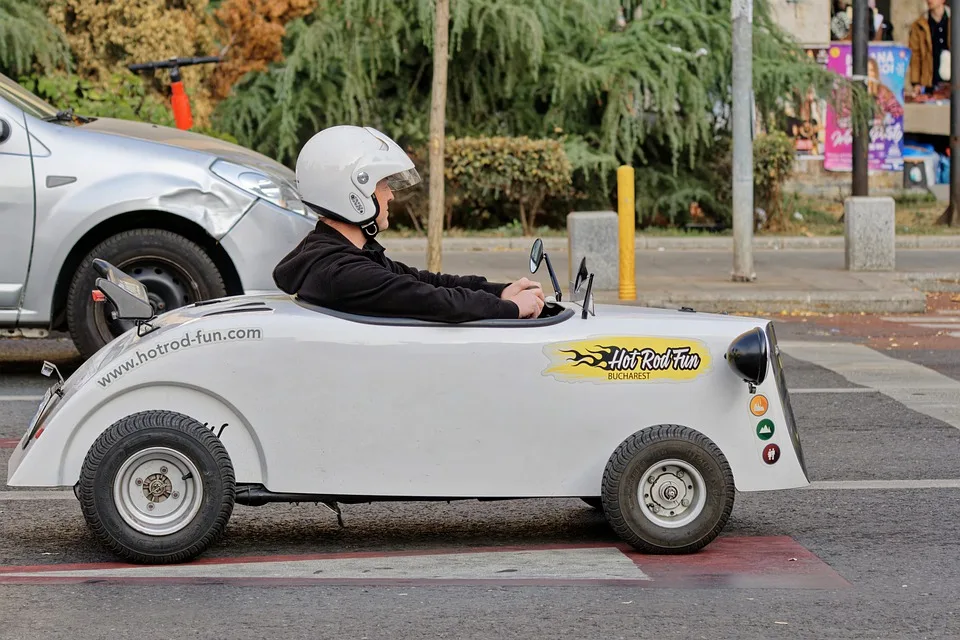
[542,337,712,383]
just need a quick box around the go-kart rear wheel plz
[78,410,235,564]
[601,425,734,554]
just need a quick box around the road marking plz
[780,341,960,431]
[0,491,74,501]
[882,316,960,324]
[806,479,960,490]
[0,438,22,448]
[0,395,42,402]
[0,537,850,589]
[790,388,874,394]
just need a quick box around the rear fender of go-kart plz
[6,380,266,489]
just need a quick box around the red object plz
[170,80,193,130]
[762,443,781,465]
[91,290,105,302]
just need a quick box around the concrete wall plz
[768,0,831,45]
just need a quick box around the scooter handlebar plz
[127,56,221,72]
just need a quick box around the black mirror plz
[0,119,10,144]
[92,258,154,321]
[529,238,544,273]
[573,257,588,292]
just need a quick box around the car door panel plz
[0,103,35,316]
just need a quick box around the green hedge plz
[394,136,574,235]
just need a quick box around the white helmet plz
[295,125,422,237]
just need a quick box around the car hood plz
[81,117,295,182]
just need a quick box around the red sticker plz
[762,443,780,465]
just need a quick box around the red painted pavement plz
[0,537,851,589]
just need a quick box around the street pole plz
[851,0,868,196]
[951,0,960,226]
[731,0,754,282]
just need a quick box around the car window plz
[0,73,59,121]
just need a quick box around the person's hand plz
[508,288,545,319]
[500,277,542,301]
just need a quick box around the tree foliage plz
[45,0,223,126]
[0,0,71,76]
[209,0,316,99]
[211,0,862,227]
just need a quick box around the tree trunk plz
[426,0,450,272]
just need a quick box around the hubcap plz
[637,459,707,528]
[113,447,203,536]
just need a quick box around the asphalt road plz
[1,310,959,639]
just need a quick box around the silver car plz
[0,72,316,359]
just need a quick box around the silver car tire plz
[66,229,227,358]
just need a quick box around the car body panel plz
[8,296,809,499]
[0,102,35,317]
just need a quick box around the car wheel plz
[601,425,735,554]
[78,410,235,564]
[66,229,227,358]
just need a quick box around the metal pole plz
[851,0,868,196]
[731,0,754,282]
[951,0,960,226]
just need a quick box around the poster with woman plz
[824,42,910,172]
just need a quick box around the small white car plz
[6,240,809,564]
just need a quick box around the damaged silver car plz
[0,72,316,358]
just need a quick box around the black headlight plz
[725,327,768,386]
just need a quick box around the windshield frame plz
[0,73,60,120]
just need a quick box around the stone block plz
[567,211,619,290]
[844,197,896,271]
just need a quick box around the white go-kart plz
[7,240,809,564]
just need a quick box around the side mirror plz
[0,120,10,144]
[92,258,154,321]
[529,238,544,273]
[573,257,588,292]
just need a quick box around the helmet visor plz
[385,168,422,191]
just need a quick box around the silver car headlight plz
[211,160,314,219]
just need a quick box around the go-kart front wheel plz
[78,410,235,564]
[601,425,734,554]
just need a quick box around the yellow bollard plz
[617,165,636,300]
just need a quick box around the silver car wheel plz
[113,446,204,536]
[637,458,707,529]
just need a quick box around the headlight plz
[725,327,768,388]
[211,160,314,219]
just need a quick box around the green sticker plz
[756,419,775,440]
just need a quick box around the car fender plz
[8,381,266,489]
[19,163,256,325]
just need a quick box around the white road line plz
[882,317,960,324]
[0,491,74,501]
[0,548,651,581]
[790,388,875,394]
[0,395,42,402]
[806,479,960,490]
[780,341,960,431]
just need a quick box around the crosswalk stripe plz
[780,341,960,431]
[0,395,42,402]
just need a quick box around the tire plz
[66,229,227,359]
[78,410,236,564]
[601,425,734,554]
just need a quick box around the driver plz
[272,125,545,321]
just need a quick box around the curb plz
[594,289,928,315]
[382,235,960,252]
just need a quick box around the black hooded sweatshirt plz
[272,221,520,322]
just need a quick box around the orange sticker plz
[749,395,769,416]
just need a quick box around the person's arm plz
[299,253,519,323]
[389,259,509,297]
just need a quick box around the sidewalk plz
[386,241,960,314]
